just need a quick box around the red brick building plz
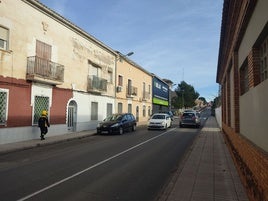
[217,0,268,201]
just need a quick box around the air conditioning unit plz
[116,86,122,92]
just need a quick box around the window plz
[128,104,132,113]
[148,106,151,116]
[91,65,100,77]
[143,105,146,117]
[240,61,249,95]
[107,103,113,117]
[0,89,8,125]
[127,79,132,95]
[118,75,123,86]
[260,35,268,82]
[36,40,51,60]
[0,26,9,50]
[108,68,113,83]
[33,96,49,125]
[88,60,101,78]
[118,102,123,113]
[91,102,98,120]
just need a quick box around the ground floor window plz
[91,102,98,120]
[118,102,123,113]
[0,89,8,125]
[33,96,49,125]
[107,103,113,117]
[128,104,132,113]
[143,105,146,117]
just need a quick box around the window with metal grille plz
[260,35,268,82]
[240,60,249,95]
[33,96,49,125]
[0,90,8,125]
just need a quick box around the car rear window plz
[152,114,165,119]
[182,113,195,118]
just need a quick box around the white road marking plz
[18,128,176,201]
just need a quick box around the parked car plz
[180,111,201,128]
[147,113,172,130]
[97,113,136,135]
[165,111,174,121]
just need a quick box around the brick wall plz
[248,48,261,88]
[222,123,268,201]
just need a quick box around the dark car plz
[179,111,201,128]
[97,113,137,135]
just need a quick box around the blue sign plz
[152,77,169,105]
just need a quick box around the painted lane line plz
[18,128,176,201]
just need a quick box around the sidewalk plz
[0,129,96,155]
[158,116,249,201]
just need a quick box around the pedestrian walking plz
[38,110,50,140]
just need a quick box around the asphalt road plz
[0,110,210,201]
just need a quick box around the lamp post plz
[116,51,134,62]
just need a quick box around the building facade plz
[217,0,268,200]
[0,0,117,144]
[116,52,152,125]
[152,76,170,114]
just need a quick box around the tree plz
[198,97,207,104]
[173,81,199,109]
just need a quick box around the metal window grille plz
[33,96,49,125]
[260,36,268,82]
[0,91,7,125]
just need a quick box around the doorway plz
[67,100,77,131]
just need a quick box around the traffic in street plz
[0,110,211,201]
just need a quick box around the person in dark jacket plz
[38,110,50,140]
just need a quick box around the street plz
[0,110,210,201]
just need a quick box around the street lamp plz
[116,51,134,62]
[125,52,134,57]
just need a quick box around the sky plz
[39,0,223,102]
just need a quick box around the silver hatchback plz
[179,111,201,128]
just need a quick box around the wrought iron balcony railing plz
[126,85,138,97]
[88,75,107,92]
[26,56,64,84]
[142,91,150,100]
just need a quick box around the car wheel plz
[164,124,167,130]
[132,124,136,132]
[119,127,123,135]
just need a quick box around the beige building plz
[115,52,152,125]
[0,0,117,143]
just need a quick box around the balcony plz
[26,56,64,85]
[87,75,107,93]
[126,85,138,97]
[142,91,150,101]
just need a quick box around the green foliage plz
[173,81,199,108]
[198,97,207,104]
